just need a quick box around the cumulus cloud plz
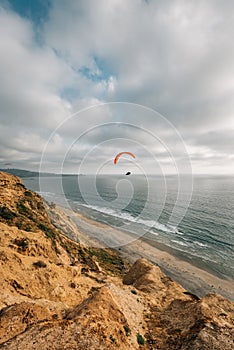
[0,0,233,173]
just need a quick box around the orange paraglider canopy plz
[114,151,135,164]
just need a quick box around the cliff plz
[0,171,233,349]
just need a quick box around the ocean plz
[23,175,234,282]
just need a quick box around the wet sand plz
[48,203,234,301]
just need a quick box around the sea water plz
[23,175,234,281]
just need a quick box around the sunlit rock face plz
[0,172,234,349]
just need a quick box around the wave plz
[193,241,208,247]
[37,190,176,234]
[79,203,179,234]
[37,191,56,198]
[171,239,189,247]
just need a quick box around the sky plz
[0,0,234,175]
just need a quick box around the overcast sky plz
[0,0,234,174]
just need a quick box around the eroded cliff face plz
[0,171,233,349]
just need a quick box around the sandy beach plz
[48,203,234,302]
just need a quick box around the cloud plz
[0,0,233,173]
[44,1,234,123]
[0,6,74,129]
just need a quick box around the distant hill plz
[0,168,58,178]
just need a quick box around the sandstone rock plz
[0,302,52,344]
[145,292,234,349]
[0,172,234,349]
[1,287,132,350]
[123,258,188,308]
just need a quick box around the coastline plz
[47,202,234,302]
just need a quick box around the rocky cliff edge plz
[0,172,233,349]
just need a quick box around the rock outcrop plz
[0,172,233,349]
[126,260,234,349]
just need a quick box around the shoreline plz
[47,202,234,301]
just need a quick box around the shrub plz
[109,335,116,343]
[17,201,32,217]
[88,248,126,275]
[131,289,137,295]
[33,260,47,268]
[124,325,131,336]
[24,223,33,232]
[137,333,145,345]
[14,238,28,250]
[24,191,32,197]
[38,223,56,238]
[0,206,16,220]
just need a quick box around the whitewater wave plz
[171,239,189,247]
[80,203,179,234]
[193,241,208,247]
[37,190,180,235]
[37,191,55,197]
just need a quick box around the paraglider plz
[114,152,135,175]
[114,151,135,164]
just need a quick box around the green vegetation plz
[15,218,33,232]
[60,239,77,256]
[33,260,47,268]
[17,198,59,251]
[88,286,100,295]
[38,223,56,239]
[88,247,126,275]
[0,206,16,220]
[131,289,137,295]
[14,238,28,250]
[124,325,131,336]
[75,246,127,275]
[17,201,33,218]
[17,197,59,252]
[77,246,88,263]
[137,333,145,345]
[23,223,33,232]
[109,334,116,343]
[24,190,33,197]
